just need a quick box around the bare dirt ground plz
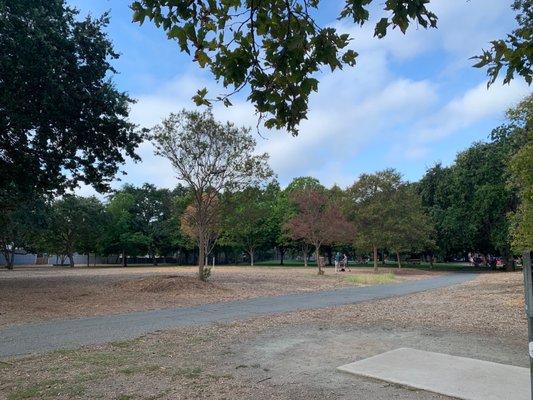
[0,271,526,400]
[0,265,436,327]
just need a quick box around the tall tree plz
[417,163,460,258]
[286,188,353,275]
[152,109,272,280]
[502,95,533,253]
[103,192,150,267]
[347,169,402,272]
[224,187,275,266]
[122,184,174,264]
[389,184,434,268]
[0,0,142,200]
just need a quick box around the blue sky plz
[70,0,530,194]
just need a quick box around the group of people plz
[334,252,351,273]
[468,252,503,269]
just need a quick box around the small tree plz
[153,109,272,281]
[286,189,353,275]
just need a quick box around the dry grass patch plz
[0,266,437,327]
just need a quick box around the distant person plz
[341,253,350,272]
[335,252,341,272]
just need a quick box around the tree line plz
[2,95,531,279]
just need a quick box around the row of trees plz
[2,95,531,280]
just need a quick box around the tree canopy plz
[131,0,438,135]
[0,0,143,201]
[152,109,273,279]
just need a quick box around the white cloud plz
[73,0,527,195]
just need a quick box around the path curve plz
[0,273,475,358]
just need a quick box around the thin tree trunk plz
[3,249,14,270]
[381,249,386,266]
[122,250,127,267]
[198,234,206,281]
[303,244,308,267]
[279,247,285,265]
[396,250,401,269]
[87,253,90,268]
[504,249,515,272]
[316,245,325,275]
[68,253,75,268]
[250,248,254,266]
[373,245,378,273]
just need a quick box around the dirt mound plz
[116,275,227,293]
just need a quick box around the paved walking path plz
[0,273,474,358]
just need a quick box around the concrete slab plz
[337,347,529,400]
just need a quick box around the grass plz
[345,273,396,285]
[8,379,85,400]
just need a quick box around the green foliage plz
[131,0,437,135]
[506,95,533,251]
[389,184,435,255]
[0,195,47,269]
[223,187,278,265]
[102,192,151,262]
[41,195,105,266]
[152,109,273,276]
[419,94,532,257]
[0,0,143,198]
[121,184,175,260]
[347,169,402,252]
[345,273,395,285]
[473,0,532,86]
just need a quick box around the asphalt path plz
[0,273,475,358]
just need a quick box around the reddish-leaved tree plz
[286,189,354,275]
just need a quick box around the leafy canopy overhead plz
[131,0,438,135]
[473,0,533,86]
[0,0,142,198]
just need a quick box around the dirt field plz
[0,265,436,327]
[0,271,526,400]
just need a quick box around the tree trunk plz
[504,249,515,272]
[68,253,75,268]
[316,246,324,275]
[373,245,378,273]
[326,247,332,266]
[279,246,285,265]
[381,249,386,266]
[198,234,206,281]
[122,250,127,267]
[3,249,14,270]
[396,250,401,269]
[303,244,308,267]
[249,248,254,266]
[87,253,90,268]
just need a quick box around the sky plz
[70,0,531,195]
